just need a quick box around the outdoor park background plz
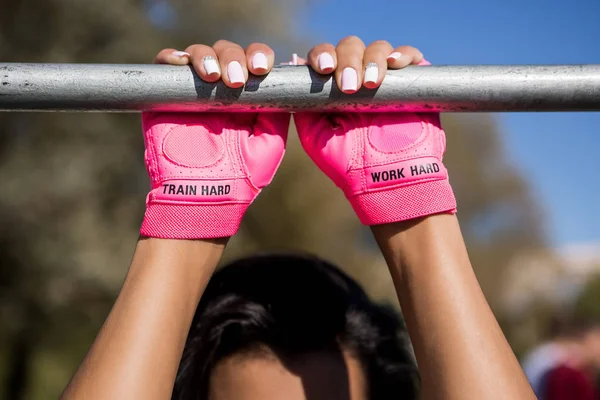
[0,0,599,398]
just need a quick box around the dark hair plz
[173,253,419,399]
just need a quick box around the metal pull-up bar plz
[1,63,599,112]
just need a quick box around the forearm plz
[62,237,226,399]
[372,214,535,400]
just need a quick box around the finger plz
[307,43,337,74]
[335,36,366,94]
[184,44,221,83]
[213,40,248,88]
[362,40,394,89]
[387,45,425,69]
[153,48,190,65]
[245,43,275,75]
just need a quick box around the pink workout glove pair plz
[294,108,457,225]
[140,60,455,238]
[140,112,290,239]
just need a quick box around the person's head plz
[173,253,419,400]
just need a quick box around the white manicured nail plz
[387,52,402,61]
[318,53,335,72]
[172,51,190,58]
[292,53,299,66]
[252,52,268,70]
[227,61,245,84]
[202,56,220,75]
[342,67,358,93]
[364,62,379,84]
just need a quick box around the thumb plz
[253,112,291,141]
[239,113,291,189]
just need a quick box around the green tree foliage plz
[0,2,548,398]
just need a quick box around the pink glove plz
[141,112,290,239]
[294,109,456,225]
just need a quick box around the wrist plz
[141,202,248,239]
[128,237,226,306]
[349,178,456,225]
[371,214,469,280]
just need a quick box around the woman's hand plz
[143,41,290,239]
[154,40,275,87]
[291,36,424,93]
[294,38,455,226]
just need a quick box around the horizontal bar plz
[1,63,600,112]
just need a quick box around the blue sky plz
[299,0,600,247]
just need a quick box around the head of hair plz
[173,253,419,400]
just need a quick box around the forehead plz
[208,348,368,400]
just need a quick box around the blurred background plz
[0,0,599,398]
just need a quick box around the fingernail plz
[342,67,358,93]
[318,53,335,72]
[364,62,379,84]
[172,51,190,58]
[252,52,268,71]
[292,53,299,66]
[202,56,220,76]
[227,61,245,84]
[387,52,402,61]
